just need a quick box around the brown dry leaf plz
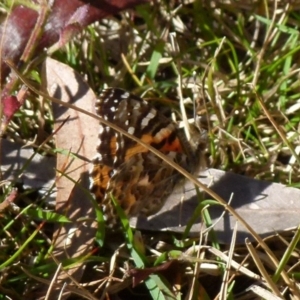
[42,57,98,297]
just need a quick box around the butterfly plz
[90,88,205,227]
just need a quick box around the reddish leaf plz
[0,189,18,212]
[129,260,175,287]
[0,0,150,82]
[2,95,20,121]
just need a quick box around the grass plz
[2,1,300,299]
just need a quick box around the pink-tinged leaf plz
[67,4,90,26]
[2,95,20,120]
[0,189,18,212]
[0,6,39,81]
[1,86,28,133]
[58,23,82,48]
[58,5,89,47]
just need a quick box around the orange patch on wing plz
[123,131,184,159]
[141,134,155,144]
[160,136,182,153]
[90,164,113,201]
[109,136,117,156]
[91,164,112,188]
[153,128,183,153]
[124,134,154,159]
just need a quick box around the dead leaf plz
[0,139,55,198]
[41,57,98,298]
[133,169,300,243]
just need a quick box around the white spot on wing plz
[134,102,141,109]
[141,109,156,128]
[128,127,135,135]
[154,127,170,141]
[121,92,130,99]
[99,126,104,134]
